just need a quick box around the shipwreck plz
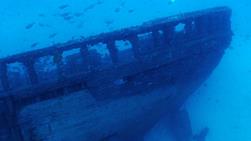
[0,7,232,141]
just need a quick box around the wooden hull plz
[0,7,232,141]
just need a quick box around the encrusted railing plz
[0,7,231,100]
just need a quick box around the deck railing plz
[0,7,231,98]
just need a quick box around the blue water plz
[1,0,251,140]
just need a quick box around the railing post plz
[80,46,91,70]
[53,50,64,81]
[163,25,175,45]
[184,20,193,34]
[0,62,24,141]
[162,26,175,59]
[128,35,141,61]
[23,59,38,85]
[0,63,10,91]
[152,30,161,48]
[107,40,118,64]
